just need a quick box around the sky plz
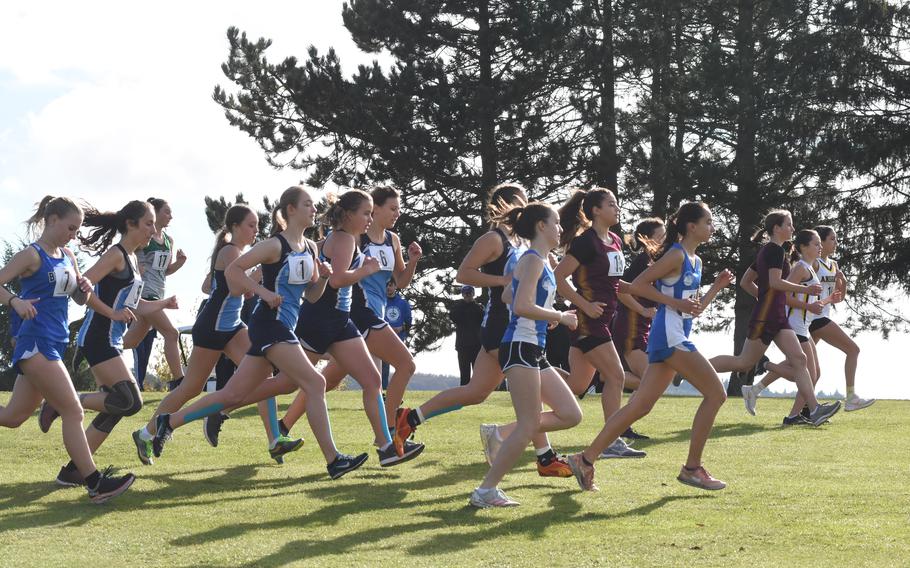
[1,2,907,400]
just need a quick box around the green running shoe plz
[132,429,154,466]
[269,435,304,463]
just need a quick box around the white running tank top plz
[787,259,819,337]
[815,257,838,319]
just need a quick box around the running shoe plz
[132,429,154,466]
[800,405,811,419]
[278,418,290,437]
[479,423,502,465]
[38,400,59,433]
[269,435,304,463]
[393,407,414,455]
[677,465,726,490]
[327,452,369,480]
[808,401,841,426]
[566,453,598,491]
[621,426,650,441]
[378,439,425,467]
[469,487,520,508]
[753,355,770,377]
[782,414,811,426]
[537,455,573,478]
[87,466,136,504]
[741,384,758,416]
[152,413,174,458]
[599,437,646,459]
[203,413,230,448]
[672,373,686,387]
[55,465,84,487]
[845,395,875,412]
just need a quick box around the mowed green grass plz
[0,391,908,567]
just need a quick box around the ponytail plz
[321,189,371,231]
[485,183,528,225]
[626,217,665,260]
[79,200,152,254]
[752,209,791,244]
[270,186,309,237]
[558,187,612,248]
[658,202,709,259]
[495,202,555,241]
[147,197,168,213]
[25,195,82,236]
[210,204,255,278]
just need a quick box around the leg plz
[813,322,860,390]
[667,350,727,468]
[709,338,768,374]
[479,366,541,490]
[623,349,648,392]
[457,348,473,386]
[327,338,391,447]
[0,374,43,428]
[143,346,222,434]
[771,331,818,410]
[583,342,625,423]
[77,356,143,454]
[564,347,596,395]
[498,367,582,437]
[417,347,503,419]
[144,309,184,379]
[122,316,152,350]
[364,326,415,427]
[789,341,818,416]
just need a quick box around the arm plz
[165,238,187,275]
[455,231,511,288]
[81,249,135,322]
[0,247,41,319]
[834,263,848,301]
[513,255,570,325]
[554,254,604,319]
[769,268,821,296]
[628,249,700,315]
[226,239,283,308]
[392,233,421,289]
[780,263,822,314]
[739,267,758,299]
[617,292,655,319]
[696,264,735,312]
[201,273,212,295]
[304,258,332,303]
[326,232,380,289]
[135,296,178,315]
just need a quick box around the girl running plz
[124,197,187,386]
[553,187,644,459]
[470,203,582,508]
[708,210,841,427]
[151,186,368,480]
[566,202,733,491]
[392,184,573,478]
[275,186,422,450]
[41,200,175,486]
[0,196,135,502]
[131,204,300,465]
[810,226,873,411]
[611,217,665,440]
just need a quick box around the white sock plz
[535,445,552,457]
[138,426,153,441]
[415,407,426,423]
[752,382,766,395]
[381,442,392,451]
[494,426,504,442]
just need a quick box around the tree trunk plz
[477,0,498,198]
[649,1,672,217]
[729,0,761,396]
[595,0,618,190]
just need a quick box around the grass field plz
[1,391,908,567]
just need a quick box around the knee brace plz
[103,380,143,416]
[91,412,122,433]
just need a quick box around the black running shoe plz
[378,439,425,467]
[203,413,229,448]
[782,414,811,427]
[152,413,174,458]
[621,427,650,441]
[327,452,369,479]
[269,435,304,463]
[87,466,135,504]
[753,355,770,377]
[56,465,85,487]
[808,401,841,427]
[800,405,811,419]
[672,373,685,387]
[38,400,59,434]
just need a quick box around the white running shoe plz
[845,395,875,412]
[479,424,501,465]
[469,487,519,508]
[599,438,646,459]
[741,384,758,416]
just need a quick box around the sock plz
[266,397,280,443]
[85,470,100,489]
[63,460,77,472]
[407,408,423,429]
[423,404,463,421]
[185,403,225,424]
[376,393,393,446]
[788,413,799,419]
[380,442,392,451]
[536,448,556,465]
[138,426,153,441]
[752,382,766,395]
[278,418,289,436]
[847,386,855,398]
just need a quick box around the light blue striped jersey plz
[355,230,395,317]
[250,234,315,330]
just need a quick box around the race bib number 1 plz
[287,253,314,285]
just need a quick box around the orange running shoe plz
[393,407,413,457]
[537,455,573,478]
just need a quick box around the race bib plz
[680,288,698,320]
[287,252,314,285]
[366,244,395,271]
[123,279,144,309]
[606,251,625,277]
[51,266,78,297]
[151,250,171,271]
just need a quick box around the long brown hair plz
[210,204,255,278]
[558,187,613,248]
[25,195,82,236]
[79,200,152,254]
